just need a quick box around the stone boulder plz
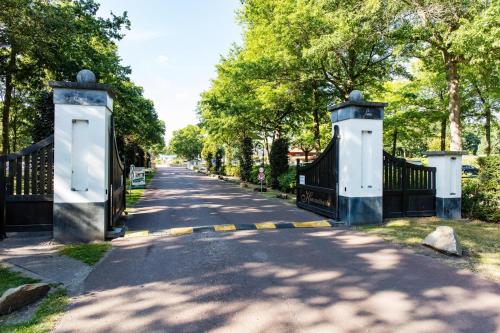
[422,226,462,256]
[0,283,50,315]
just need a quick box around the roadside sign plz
[130,165,146,188]
[259,167,264,173]
[299,175,305,185]
[258,172,265,181]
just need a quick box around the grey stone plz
[422,226,462,256]
[0,283,50,315]
[349,90,364,101]
[76,69,96,83]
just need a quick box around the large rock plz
[422,226,462,256]
[0,283,50,315]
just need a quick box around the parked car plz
[462,165,479,176]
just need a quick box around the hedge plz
[462,155,499,222]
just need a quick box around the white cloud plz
[156,55,169,65]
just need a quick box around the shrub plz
[462,155,500,222]
[270,138,289,188]
[278,167,297,193]
[205,152,214,173]
[215,148,224,175]
[225,165,239,177]
[239,137,253,181]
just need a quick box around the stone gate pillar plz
[424,151,463,219]
[49,70,113,242]
[329,91,387,225]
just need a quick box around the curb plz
[125,220,344,238]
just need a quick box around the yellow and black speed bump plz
[167,220,342,237]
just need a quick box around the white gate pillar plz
[49,70,113,242]
[424,151,463,219]
[329,91,387,225]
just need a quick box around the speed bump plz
[293,221,331,228]
[214,224,237,232]
[170,227,194,236]
[255,222,277,230]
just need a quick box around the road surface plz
[54,167,500,333]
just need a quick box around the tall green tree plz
[168,125,203,161]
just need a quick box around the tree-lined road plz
[54,167,500,333]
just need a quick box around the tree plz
[215,148,224,175]
[270,138,289,189]
[401,0,494,151]
[168,125,203,161]
[239,137,253,182]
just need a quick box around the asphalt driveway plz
[54,167,500,333]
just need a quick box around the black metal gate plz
[0,135,54,236]
[296,127,339,219]
[109,118,126,227]
[383,151,436,218]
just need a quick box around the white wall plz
[427,155,462,199]
[336,119,383,198]
[54,104,111,204]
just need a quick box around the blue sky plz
[97,0,242,142]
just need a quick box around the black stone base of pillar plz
[436,197,461,219]
[338,196,383,226]
[53,202,107,243]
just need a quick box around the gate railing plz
[383,151,436,217]
[296,129,339,219]
[109,120,125,227]
[0,135,54,237]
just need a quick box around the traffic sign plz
[259,167,264,173]
[258,172,265,181]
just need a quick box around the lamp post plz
[254,142,264,166]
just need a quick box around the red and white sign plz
[258,172,265,181]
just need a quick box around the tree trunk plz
[312,86,321,150]
[445,58,462,151]
[304,150,309,163]
[440,117,447,151]
[485,105,491,156]
[391,129,397,155]
[475,85,492,156]
[2,48,17,154]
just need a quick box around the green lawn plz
[125,169,155,209]
[0,266,39,296]
[0,267,68,333]
[58,242,112,266]
[0,288,68,333]
[355,218,500,282]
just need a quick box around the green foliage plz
[215,147,224,175]
[0,266,39,295]
[0,0,164,155]
[239,137,253,182]
[277,167,296,193]
[225,165,240,177]
[463,132,481,155]
[167,125,203,161]
[462,155,500,223]
[270,138,289,189]
[59,242,112,266]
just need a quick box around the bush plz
[215,148,224,174]
[462,155,499,222]
[205,152,214,173]
[278,167,296,193]
[225,165,240,177]
[239,137,253,181]
[270,138,289,188]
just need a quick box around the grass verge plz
[0,267,39,296]
[0,288,68,333]
[354,217,500,282]
[59,242,111,266]
[125,169,155,209]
